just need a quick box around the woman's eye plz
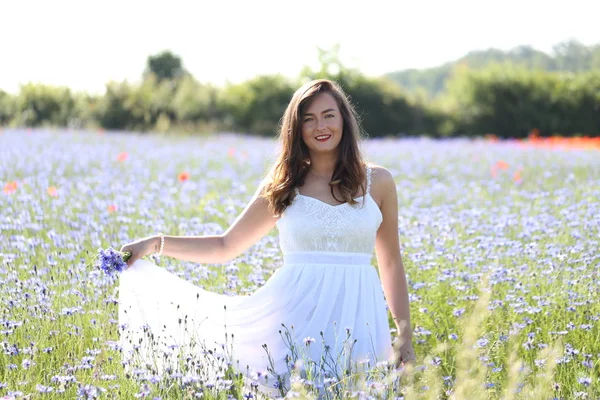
[304,117,313,122]
[325,114,334,119]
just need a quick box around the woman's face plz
[301,92,344,156]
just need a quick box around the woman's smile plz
[315,134,331,142]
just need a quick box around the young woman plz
[119,79,415,396]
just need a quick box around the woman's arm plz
[372,166,415,363]
[123,175,278,266]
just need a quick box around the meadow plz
[0,128,598,399]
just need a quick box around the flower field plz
[0,128,599,399]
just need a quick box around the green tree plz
[442,63,600,137]
[144,50,186,82]
[96,81,138,130]
[172,75,221,123]
[553,40,592,72]
[221,75,295,136]
[13,84,75,127]
[0,90,14,126]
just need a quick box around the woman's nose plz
[317,118,326,130]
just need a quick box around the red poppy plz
[117,152,128,162]
[513,168,523,184]
[495,160,509,170]
[3,181,17,194]
[178,171,189,182]
[47,186,58,197]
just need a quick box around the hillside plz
[384,39,600,96]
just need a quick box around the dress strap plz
[366,165,372,194]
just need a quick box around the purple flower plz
[452,308,465,317]
[77,384,104,399]
[303,337,315,346]
[97,247,130,275]
[578,377,591,387]
[36,384,54,393]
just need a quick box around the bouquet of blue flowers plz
[97,247,131,275]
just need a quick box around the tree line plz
[0,46,598,138]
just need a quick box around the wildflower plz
[97,248,131,275]
[513,168,523,184]
[495,160,509,170]
[47,186,58,197]
[178,171,189,182]
[582,360,593,368]
[3,181,17,194]
[577,377,591,387]
[452,308,465,317]
[534,359,546,367]
[134,384,151,398]
[36,384,54,393]
[77,384,104,399]
[117,152,128,162]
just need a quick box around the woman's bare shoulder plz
[366,164,396,207]
[368,164,395,188]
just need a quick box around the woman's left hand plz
[120,236,157,268]
[393,338,416,368]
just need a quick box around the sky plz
[1,0,599,94]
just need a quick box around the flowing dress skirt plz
[118,251,393,395]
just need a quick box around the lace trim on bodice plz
[293,165,373,201]
[277,165,381,254]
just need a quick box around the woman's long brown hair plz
[264,79,367,216]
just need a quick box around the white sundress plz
[118,165,394,396]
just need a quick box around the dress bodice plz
[276,166,383,254]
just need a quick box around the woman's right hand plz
[120,236,157,268]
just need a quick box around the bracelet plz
[156,233,165,257]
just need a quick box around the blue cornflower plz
[77,384,104,399]
[452,308,465,317]
[36,384,54,393]
[303,337,315,346]
[578,377,591,387]
[97,247,130,275]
